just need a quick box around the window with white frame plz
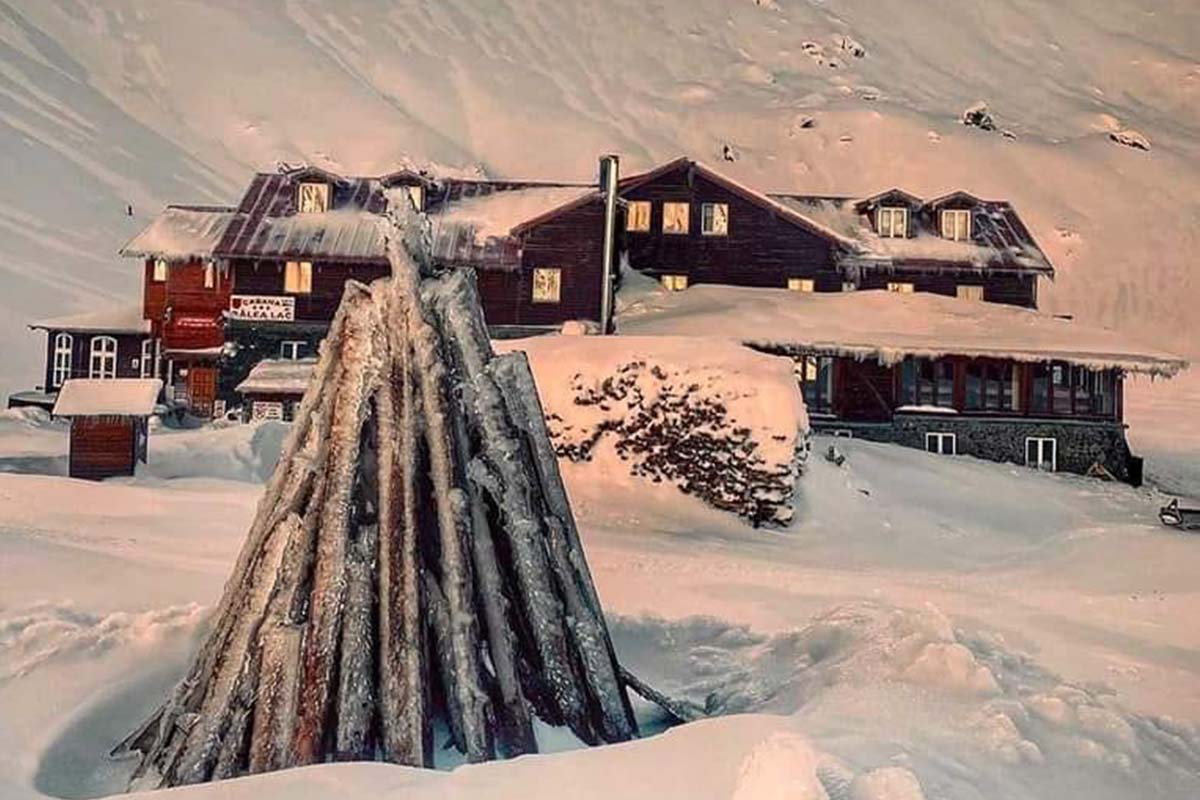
[787,278,815,293]
[662,202,689,234]
[204,260,216,289]
[152,258,168,282]
[957,284,984,301]
[887,282,915,294]
[297,182,330,214]
[925,432,957,455]
[701,203,728,236]
[280,340,307,360]
[626,201,651,232]
[140,339,155,378]
[531,268,562,303]
[660,274,688,291]
[876,206,908,238]
[941,209,972,241]
[52,332,72,387]
[1025,437,1057,472]
[284,261,313,294]
[89,335,117,379]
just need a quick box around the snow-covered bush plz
[498,336,808,526]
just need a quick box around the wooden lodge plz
[52,378,161,480]
[13,151,1180,487]
[622,285,1187,482]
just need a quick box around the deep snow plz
[1,405,1198,799]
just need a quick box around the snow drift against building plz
[497,335,808,525]
[619,285,1187,376]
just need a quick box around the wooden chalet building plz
[617,158,1052,308]
[623,286,1187,482]
[8,306,152,411]
[11,150,1171,488]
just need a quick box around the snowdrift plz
[498,335,808,525]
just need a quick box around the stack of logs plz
[117,209,656,788]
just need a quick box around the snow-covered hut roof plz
[235,358,317,395]
[224,211,386,262]
[431,185,597,241]
[53,378,162,417]
[120,205,239,260]
[618,285,1187,376]
[30,304,150,334]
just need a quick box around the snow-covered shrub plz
[498,336,808,526]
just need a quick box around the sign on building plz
[251,401,284,421]
[229,295,296,322]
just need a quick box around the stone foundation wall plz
[811,413,1133,481]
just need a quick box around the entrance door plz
[188,366,217,418]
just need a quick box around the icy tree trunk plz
[120,205,662,789]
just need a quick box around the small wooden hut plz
[53,378,162,479]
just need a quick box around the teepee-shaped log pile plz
[118,208,645,788]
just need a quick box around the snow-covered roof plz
[771,195,1053,274]
[235,358,316,395]
[120,205,238,260]
[30,304,150,334]
[53,378,162,417]
[430,185,598,243]
[618,285,1188,376]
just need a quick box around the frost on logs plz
[115,202,674,789]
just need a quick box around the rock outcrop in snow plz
[499,337,808,526]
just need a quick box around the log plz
[122,201,677,790]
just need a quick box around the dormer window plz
[152,258,168,282]
[404,185,424,212]
[876,206,908,238]
[941,209,972,241]
[297,182,330,214]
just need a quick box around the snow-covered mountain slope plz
[2,0,1198,397]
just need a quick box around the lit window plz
[284,261,313,294]
[787,278,815,292]
[941,209,971,241]
[877,206,908,238]
[406,184,424,212]
[531,268,562,303]
[957,285,984,301]
[152,259,168,282]
[52,333,72,387]
[660,274,688,291]
[280,341,307,360]
[701,203,729,236]
[887,282,915,294]
[297,182,330,214]
[89,336,117,379]
[662,202,689,234]
[841,281,858,292]
[626,201,651,232]
[204,261,216,289]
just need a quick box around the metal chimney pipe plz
[598,154,619,335]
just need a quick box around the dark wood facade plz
[143,258,231,350]
[68,415,148,480]
[621,163,841,290]
[41,330,147,392]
